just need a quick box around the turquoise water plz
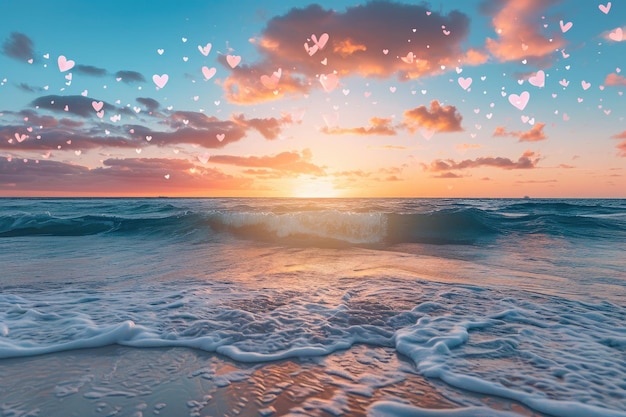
[1,198,625,416]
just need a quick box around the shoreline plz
[0,344,547,417]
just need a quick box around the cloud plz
[617,141,626,157]
[136,97,160,112]
[320,117,397,136]
[403,100,463,133]
[605,73,626,86]
[0,157,252,194]
[114,70,146,83]
[75,65,108,77]
[2,32,34,61]
[493,123,546,142]
[483,0,565,64]
[612,130,626,139]
[423,150,540,172]
[31,95,130,118]
[231,113,293,140]
[209,149,326,176]
[455,143,482,151]
[222,1,487,103]
[432,172,464,179]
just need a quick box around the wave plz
[1,204,625,245]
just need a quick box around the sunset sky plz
[1,0,625,197]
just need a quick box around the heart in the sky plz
[609,28,623,42]
[92,101,104,112]
[198,43,212,56]
[319,73,339,92]
[152,74,169,88]
[458,77,472,90]
[57,55,75,72]
[226,55,241,68]
[528,70,545,88]
[598,2,611,14]
[581,80,591,90]
[202,66,216,81]
[560,20,573,33]
[508,91,530,110]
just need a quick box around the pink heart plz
[560,20,573,33]
[311,33,329,50]
[92,101,104,112]
[609,28,623,42]
[508,91,530,110]
[319,73,339,92]
[401,52,414,64]
[260,74,278,89]
[57,55,75,72]
[202,66,216,81]
[226,55,241,68]
[198,153,210,164]
[581,80,591,90]
[457,77,472,90]
[598,2,611,14]
[528,70,545,88]
[216,133,225,142]
[152,74,169,88]
[198,43,212,56]
[559,79,569,87]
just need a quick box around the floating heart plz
[458,77,472,90]
[581,80,591,90]
[560,20,573,33]
[599,2,611,14]
[92,101,104,112]
[508,91,530,110]
[198,153,210,164]
[198,43,212,56]
[319,73,339,92]
[528,70,545,88]
[401,52,414,64]
[202,66,216,81]
[226,55,241,68]
[609,28,623,42]
[311,33,329,50]
[57,55,75,72]
[216,133,225,142]
[153,74,169,88]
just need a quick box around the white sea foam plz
[210,210,388,244]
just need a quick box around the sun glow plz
[291,178,342,198]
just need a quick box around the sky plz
[0,0,624,198]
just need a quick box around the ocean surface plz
[0,197,625,416]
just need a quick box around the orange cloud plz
[617,140,626,157]
[0,157,251,195]
[483,0,565,64]
[605,73,626,86]
[222,2,486,104]
[403,101,463,133]
[208,149,326,176]
[493,123,546,142]
[612,130,626,139]
[455,143,482,151]
[320,117,397,136]
[424,150,540,172]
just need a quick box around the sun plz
[291,178,342,198]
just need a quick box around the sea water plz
[0,198,625,416]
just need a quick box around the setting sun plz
[291,177,342,198]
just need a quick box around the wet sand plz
[0,345,545,416]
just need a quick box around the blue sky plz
[1,0,625,197]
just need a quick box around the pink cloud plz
[423,150,541,172]
[605,73,626,86]
[208,149,326,176]
[493,123,547,142]
[483,0,565,64]
[321,117,397,136]
[403,101,463,133]
[0,157,251,195]
[221,2,488,104]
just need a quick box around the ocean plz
[0,198,625,417]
